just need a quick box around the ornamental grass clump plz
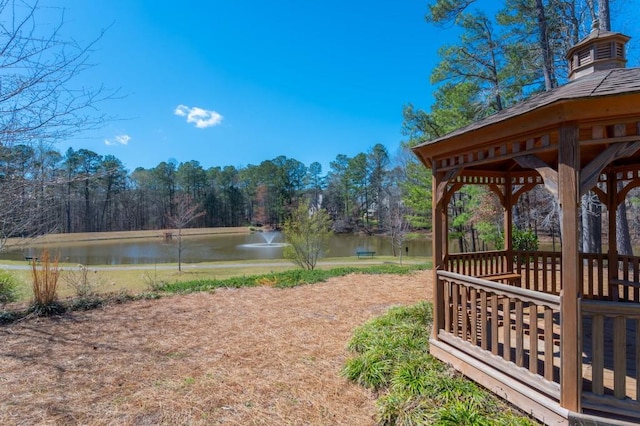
[30,249,64,316]
[342,302,539,425]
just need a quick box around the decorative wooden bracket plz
[590,186,607,205]
[618,180,640,205]
[444,182,464,205]
[512,183,537,204]
[514,155,558,196]
[435,168,462,205]
[487,183,504,206]
[580,141,640,196]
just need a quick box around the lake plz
[0,233,433,265]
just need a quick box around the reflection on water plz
[0,232,433,265]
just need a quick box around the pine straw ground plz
[0,271,432,425]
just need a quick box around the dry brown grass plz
[4,227,250,248]
[0,271,432,425]
[30,250,61,310]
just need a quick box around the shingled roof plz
[413,67,640,149]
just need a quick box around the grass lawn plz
[1,255,430,303]
[1,227,429,303]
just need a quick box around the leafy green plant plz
[475,221,504,250]
[342,303,432,392]
[377,391,434,425]
[513,229,539,264]
[342,302,538,425]
[391,354,444,395]
[513,229,538,251]
[0,270,20,305]
[342,349,395,390]
[283,200,332,270]
[435,401,491,426]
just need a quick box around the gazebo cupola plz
[567,22,630,81]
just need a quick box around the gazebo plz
[413,29,640,425]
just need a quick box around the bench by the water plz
[25,256,39,262]
[356,251,376,258]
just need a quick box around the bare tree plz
[0,1,111,145]
[165,194,204,271]
[0,1,113,251]
[387,203,410,266]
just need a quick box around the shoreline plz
[4,226,251,248]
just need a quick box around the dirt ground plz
[0,271,432,425]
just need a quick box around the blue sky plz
[52,0,640,173]
[53,0,437,173]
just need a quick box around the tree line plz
[0,142,413,249]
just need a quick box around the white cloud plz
[105,134,131,146]
[174,104,223,129]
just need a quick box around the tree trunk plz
[581,192,602,253]
[617,200,634,256]
[535,0,556,90]
[101,179,113,232]
[598,0,610,31]
[178,228,183,272]
[84,180,91,232]
[66,180,72,233]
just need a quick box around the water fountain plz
[239,231,287,248]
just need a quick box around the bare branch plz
[0,1,116,147]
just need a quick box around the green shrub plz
[377,391,434,425]
[513,229,539,264]
[342,350,394,389]
[391,355,444,395]
[283,201,332,270]
[0,270,20,305]
[435,401,491,426]
[342,302,539,425]
[513,229,538,251]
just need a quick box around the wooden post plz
[558,122,581,412]
[504,177,513,273]
[607,124,628,301]
[432,167,446,340]
[607,170,618,300]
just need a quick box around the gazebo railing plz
[514,250,562,295]
[447,250,640,301]
[436,270,561,402]
[581,300,640,419]
[445,250,510,277]
[613,255,640,303]
[442,251,640,420]
[580,253,608,300]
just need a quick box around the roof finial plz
[592,19,600,32]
